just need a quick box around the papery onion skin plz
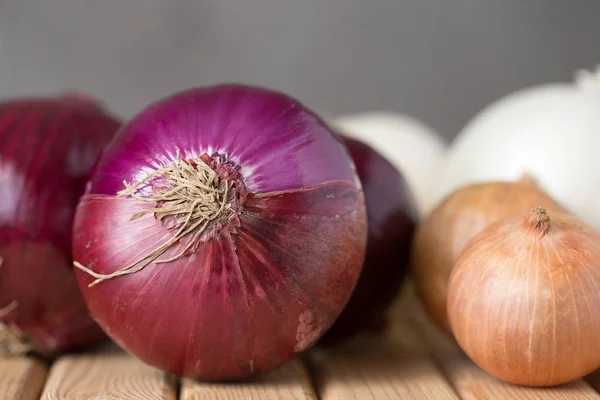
[73,84,367,381]
[434,67,600,230]
[411,177,566,333]
[332,112,447,218]
[0,95,120,356]
[448,208,600,387]
[320,136,417,344]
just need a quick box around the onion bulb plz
[0,94,120,356]
[332,111,446,217]
[448,207,600,387]
[435,65,600,229]
[73,84,367,380]
[411,177,566,332]
[320,136,418,343]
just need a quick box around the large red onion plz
[72,85,367,380]
[320,136,418,343]
[0,94,120,356]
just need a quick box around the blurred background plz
[0,0,598,138]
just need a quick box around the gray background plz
[0,1,598,138]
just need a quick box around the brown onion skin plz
[320,136,418,343]
[0,96,120,356]
[410,178,566,333]
[448,208,600,387]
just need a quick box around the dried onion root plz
[75,150,242,286]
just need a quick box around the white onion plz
[332,111,447,217]
[435,66,600,229]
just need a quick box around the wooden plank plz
[41,351,176,400]
[181,358,317,400]
[310,334,459,400]
[400,283,600,400]
[445,354,600,400]
[0,357,47,400]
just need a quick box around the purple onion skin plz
[89,85,358,196]
[320,136,418,344]
[0,96,120,356]
[73,84,367,381]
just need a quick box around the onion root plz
[0,301,31,357]
[74,149,244,286]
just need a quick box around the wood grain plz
[401,283,600,400]
[41,352,176,400]
[0,357,47,400]
[445,354,600,400]
[5,283,600,400]
[181,358,316,400]
[310,334,459,400]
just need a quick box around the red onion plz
[0,94,121,356]
[320,136,418,343]
[72,85,367,380]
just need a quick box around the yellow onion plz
[410,176,566,332]
[448,208,600,387]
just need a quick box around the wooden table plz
[3,286,600,400]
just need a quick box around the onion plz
[411,177,566,332]
[320,136,418,344]
[0,94,121,356]
[332,111,447,218]
[72,84,367,380]
[435,65,600,229]
[448,207,600,387]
